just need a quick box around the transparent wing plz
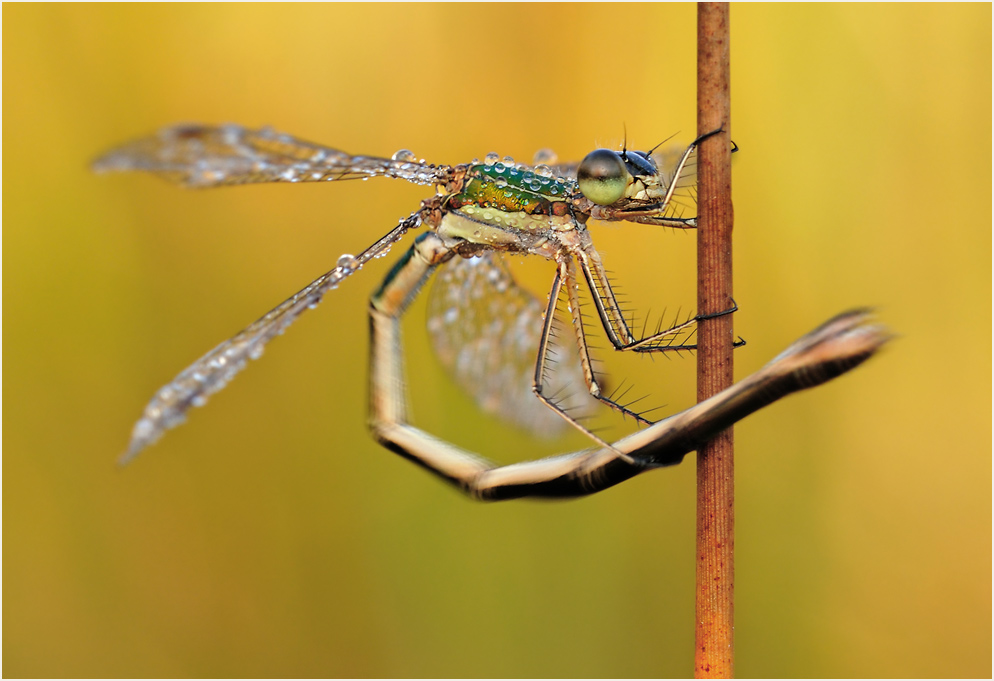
[122,211,420,463]
[426,253,596,437]
[93,124,452,188]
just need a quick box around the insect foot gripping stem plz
[617,309,890,470]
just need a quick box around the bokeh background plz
[4,4,990,678]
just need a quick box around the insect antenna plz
[647,131,680,157]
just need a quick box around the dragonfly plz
[95,124,884,501]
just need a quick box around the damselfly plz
[95,125,885,500]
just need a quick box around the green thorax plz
[445,161,578,230]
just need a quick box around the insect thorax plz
[437,161,580,254]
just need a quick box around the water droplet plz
[495,177,508,188]
[533,148,558,165]
[484,152,499,165]
[192,395,207,407]
[502,155,515,164]
[337,254,358,271]
[392,149,417,162]
[534,164,554,178]
[494,162,506,173]
[194,169,225,184]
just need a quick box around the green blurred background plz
[4,4,990,677]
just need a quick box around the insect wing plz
[426,254,594,436]
[122,212,419,463]
[93,124,451,189]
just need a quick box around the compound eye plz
[577,149,629,206]
[624,150,657,176]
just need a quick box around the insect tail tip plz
[117,441,147,467]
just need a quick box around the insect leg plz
[529,257,635,460]
[561,256,658,427]
[578,243,739,355]
[575,245,637,349]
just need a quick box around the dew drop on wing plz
[533,148,557,169]
[132,418,156,440]
[336,253,358,272]
[391,149,417,162]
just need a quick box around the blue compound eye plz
[577,149,630,206]
[623,150,657,177]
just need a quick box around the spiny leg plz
[530,257,637,462]
[546,247,673,427]
[558,255,657,427]
[625,300,740,353]
[565,242,740,428]
[575,245,637,349]
[550,252,707,429]
[578,242,738,355]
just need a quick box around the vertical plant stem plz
[695,3,735,678]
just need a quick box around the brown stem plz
[696,3,735,678]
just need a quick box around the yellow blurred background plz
[4,4,990,677]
